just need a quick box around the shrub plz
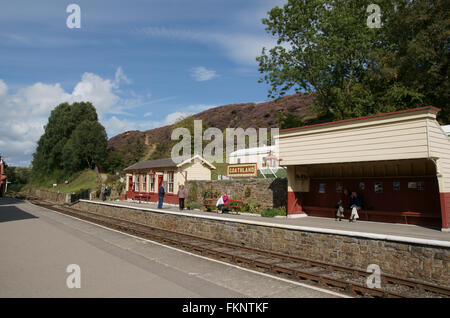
[201,188,219,200]
[187,201,203,210]
[241,199,260,214]
[244,186,251,198]
[187,183,198,203]
[261,208,287,218]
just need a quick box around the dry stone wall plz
[25,188,70,204]
[185,178,287,210]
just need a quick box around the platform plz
[82,199,450,246]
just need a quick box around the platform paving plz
[97,199,450,244]
[0,198,343,298]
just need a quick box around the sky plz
[0,0,288,167]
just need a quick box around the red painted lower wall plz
[288,177,443,227]
[287,191,304,214]
[303,177,440,213]
[439,193,450,229]
[125,191,179,205]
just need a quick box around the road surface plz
[0,198,344,298]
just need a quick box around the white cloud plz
[103,111,188,138]
[140,26,278,65]
[186,104,217,112]
[162,112,189,125]
[0,67,217,167]
[0,67,133,166]
[71,72,120,115]
[190,66,218,82]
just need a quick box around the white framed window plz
[168,171,174,193]
[142,174,147,192]
[150,175,155,192]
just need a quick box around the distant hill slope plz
[106,93,315,168]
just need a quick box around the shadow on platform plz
[0,205,38,223]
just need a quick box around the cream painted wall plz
[183,161,212,181]
[427,119,450,193]
[279,109,437,166]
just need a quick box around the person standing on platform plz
[177,185,186,211]
[101,184,106,201]
[158,183,165,209]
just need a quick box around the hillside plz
[106,93,316,170]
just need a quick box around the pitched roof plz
[124,155,216,171]
[280,106,440,133]
[124,158,177,171]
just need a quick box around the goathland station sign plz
[226,163,258,178]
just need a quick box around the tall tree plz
[257,0,449,122]
[32,102,106,176]
[62,120,108,173]
[373,0,450,122]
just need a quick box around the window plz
[150,175,155,192]
[135,175,139,192]
[168,171,174,193]
[142,174,147,192]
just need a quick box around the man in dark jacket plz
[158,184,165,209]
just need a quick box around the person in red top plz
[216,193,229,214]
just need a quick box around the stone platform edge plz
[79,200,450,248]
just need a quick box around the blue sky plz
[0,0,288,166]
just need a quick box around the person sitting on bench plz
[349,191,363,222]
[216,193,229,214]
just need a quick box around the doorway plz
[128,176,133,191]
[158,175,163,189]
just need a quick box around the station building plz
[124,155,215,204]
[278,106,450,230]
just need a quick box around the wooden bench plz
[303,206,441,226]
[136,193,150,203]
[202,198,243,214]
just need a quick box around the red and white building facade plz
[124,155,215,205]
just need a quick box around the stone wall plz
[73,200,450,287]
[24,188,70,204]
[185,178,287,210]
[24,188,93,203]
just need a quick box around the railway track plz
[29,199,450,298]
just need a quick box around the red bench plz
[302,206,441,227]
[203,198,243,214]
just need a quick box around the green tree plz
[257,0,383,120]
[257,0,449,122]
[277,111,305,129]
[32,102,106,176]
[372,0,450,122]
[103,149,125,174]
[62,120,107,173]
